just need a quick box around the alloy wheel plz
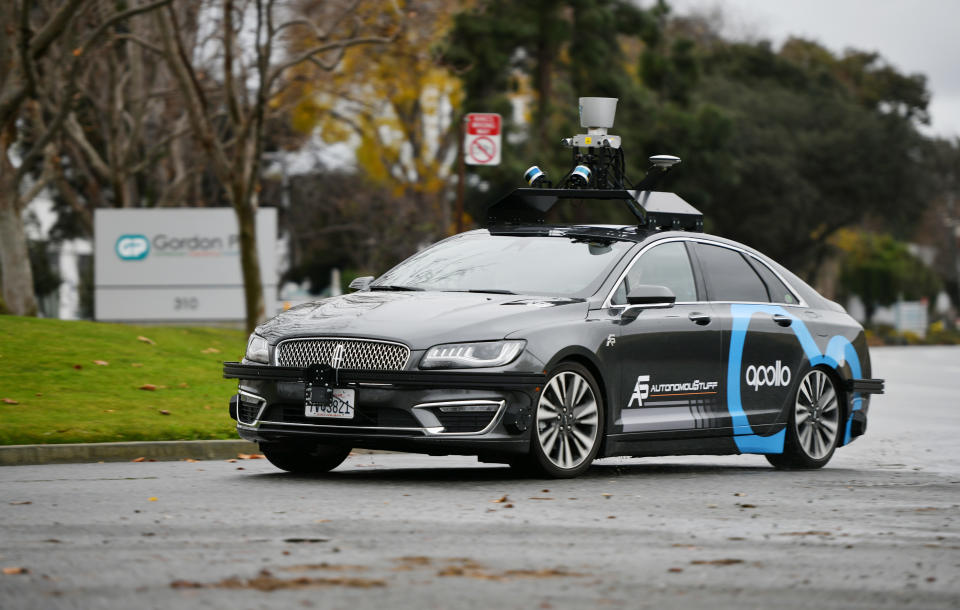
[536,370,600,470]
[794,369,840,460]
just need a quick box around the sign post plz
[456,112,502,233]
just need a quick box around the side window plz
[611,241,697,305]
[696,243,769,303]
[747,257,799,305]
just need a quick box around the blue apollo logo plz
[115,235,150,260]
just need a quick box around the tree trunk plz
[234,198,265,333]
[0,188,38,317]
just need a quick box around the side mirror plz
[626,284,676,306]
[348,276,374,291]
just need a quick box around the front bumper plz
[223,362,546,457]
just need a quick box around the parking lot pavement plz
[0,346,958,609]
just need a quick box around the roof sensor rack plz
[486,97,703,232]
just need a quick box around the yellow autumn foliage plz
[284,0,470,197]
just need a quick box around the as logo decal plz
[628,375,650,407]
[626,375,718,408]
[744,360,791,391]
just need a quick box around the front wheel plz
[260,443,351,474]
[766,368,842,469]
[514,362,604,478]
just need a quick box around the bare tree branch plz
[266,36,393,89]
[27,0,87,59]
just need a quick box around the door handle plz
[688,312,711,326]
[772,314,793,327]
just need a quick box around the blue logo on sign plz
[116,235,150,260]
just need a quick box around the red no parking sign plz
[464,113,501,166]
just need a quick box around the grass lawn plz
[0,316,247,445]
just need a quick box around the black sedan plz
[224,188,883,478]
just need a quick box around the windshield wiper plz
[369,285,424,291]
[448,288,518,295]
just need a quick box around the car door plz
[610,239,725,435]
[693,241,807,441]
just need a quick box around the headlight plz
[420,340,525,369]
[245,333,269,364]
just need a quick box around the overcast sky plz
[667,0,960,140]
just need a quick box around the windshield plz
[372,231,633,297]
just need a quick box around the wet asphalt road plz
[1,345,959,609]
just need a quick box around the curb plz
[0,440,260,466]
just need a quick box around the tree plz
[0,0,171,316]
[286,0,466,235]
[836,229,941,322]
[154,0,399,332]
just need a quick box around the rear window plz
[696,243,769,303]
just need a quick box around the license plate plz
[305,388,355,419]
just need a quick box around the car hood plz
[257,291,586,349]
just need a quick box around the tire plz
[515,362,604,478]
[766,367,842,469]
[260,443,351,474]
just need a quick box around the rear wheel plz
[766,368,841,469]
[260,443,351,474]
[514,362,604,478]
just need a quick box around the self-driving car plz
[224,98,883,478]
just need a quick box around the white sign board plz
[464,113,502,166]
[95,208,277,321]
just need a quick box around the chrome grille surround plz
[274,337,410,370]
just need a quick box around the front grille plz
[262,405,420,428]
[275,338,409,370]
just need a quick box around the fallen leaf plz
[667,567,684,573]
[139,384,157,391]
[492,495,509,503]
[503,503,514,509]
[9,501,31,505]
[606,515,616,519]
[159,410,171,416]
[690,559,744,566]
[314,519,331,523]
[183,458,199,463]
[528,497,554,501]
[237,453,265,460]
[73,364,83,369]
[131,363,144,368]
[137,335,156,345]
[736,503,757,509]
[283,538,329,544]
[34,393,42,397]
[72,47,82,56]
[148,497,158,502]
[225,459,237,463]
[103,409,115,413]
[541,489,550,493]
[132,457,146,462]
[93,360,109,366]
[177,383,189,388]
[236,467,245,471]
[733,492,745,497]
[1,398,18,405]
[2,567,29,575]
[201,347,221,354]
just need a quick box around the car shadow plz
[242,459,864,485]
